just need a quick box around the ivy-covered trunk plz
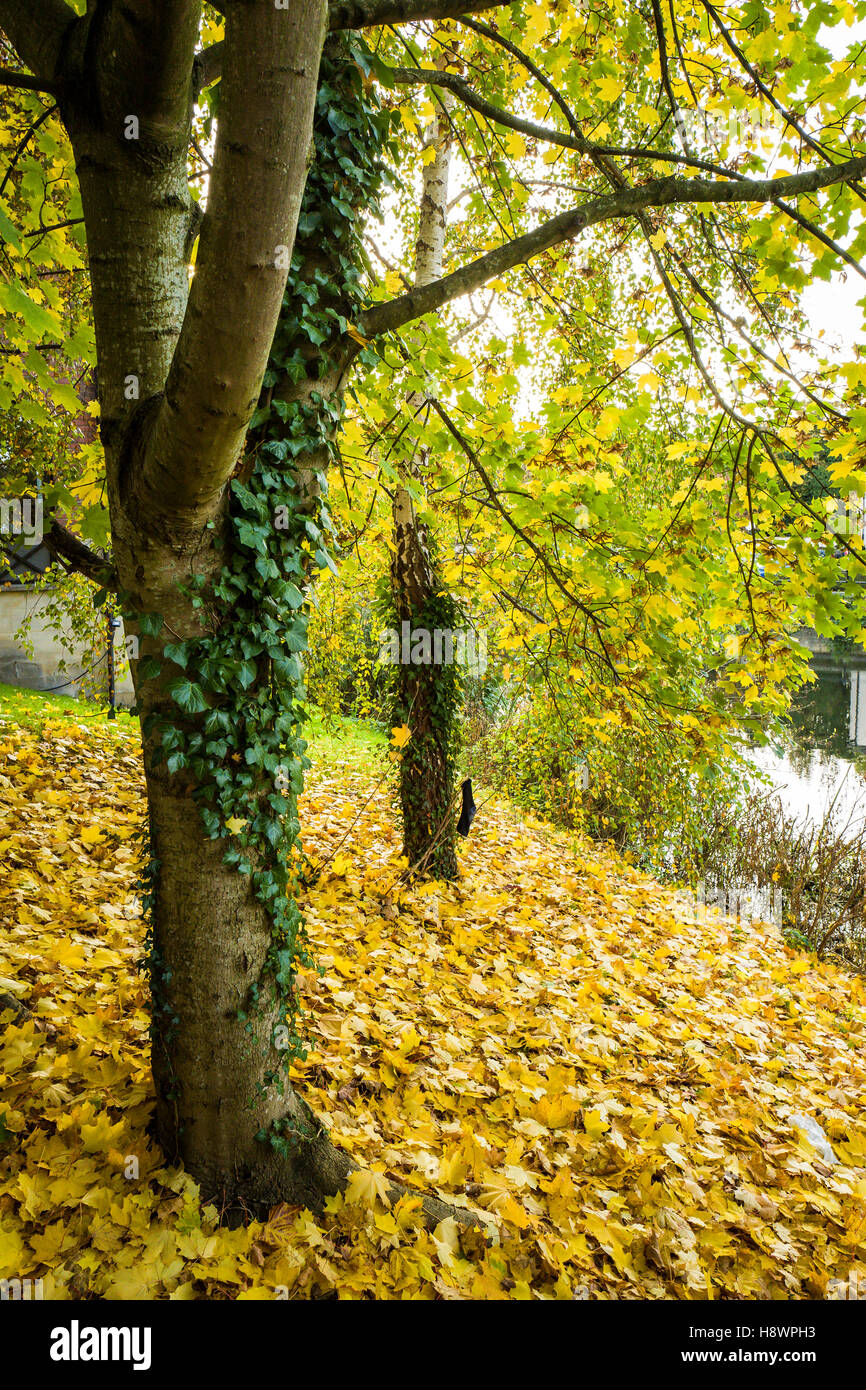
[56,9,373,1213]
[109,37,392,1213]
[140,694,353,1212]
[114,501,348,1214]
[43,6,467,1222]
[390,89,461,881]
[390,499,462,880]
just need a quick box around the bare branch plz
[44,519,118,591]
[362,155,866,338]
[0,63,60,94]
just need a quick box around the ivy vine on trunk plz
[137,37,400,1198]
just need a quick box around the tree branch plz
[136,0,328,528]
[0,63,60,94]
[462,15,581,137]
[93,0,201,141]
[197,0,513,90]
[390,65,585,151]
[0,102,56,200]
[361,154,866,338]
[428,396,618,676]
[390,65,746,180]
[44,519,118,591]
[193,39,223,95]
[206,0,511,25]
[769,195,866,282]
[0,0,75,83]
[23,216,84,238]
[699,0,851,177]
[331,0,513,29]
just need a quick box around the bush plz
[465,692,749,882]
[698,781,866,972]
[304,566,390,727]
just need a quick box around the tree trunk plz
[391,88,461,881]
[21,10,478,1225]
[144,738,353,1213]
[54,12,363,1216]
[391,487,460,880]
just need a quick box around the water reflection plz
[789,648,866,763]
[850,668,866,748]
[750,642,866,828]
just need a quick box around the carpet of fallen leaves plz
[2,714,866,1301]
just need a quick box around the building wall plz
[0,585,135,703]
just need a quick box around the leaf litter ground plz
[1,711,865,1300]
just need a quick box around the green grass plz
[0,681,137,734]
[304,708,386,774]
[0,681,385,773]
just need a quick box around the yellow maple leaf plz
[345,1169,392,1208]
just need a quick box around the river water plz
[749,641,866,831]
[687,642,866,937]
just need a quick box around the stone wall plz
[0,585,135,703]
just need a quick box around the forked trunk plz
[53,20,470,1225]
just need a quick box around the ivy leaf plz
[138,613,164,638]
[166,677,209,715]
[163,643,189,669]
[137,656,162,681]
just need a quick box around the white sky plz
[801,16,866,353]
[802,274,864,354]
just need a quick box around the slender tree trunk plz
[391,488,461,880]
[391,89,460,880]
